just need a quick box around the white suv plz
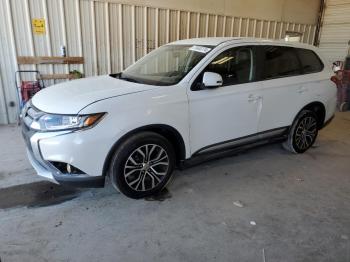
[22,38,336,198]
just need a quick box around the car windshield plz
[119,45,213,86]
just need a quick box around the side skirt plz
[179,127,289,169]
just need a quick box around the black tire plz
[283,110,319,154]
[109,131,175,199]
[340,102,348,112]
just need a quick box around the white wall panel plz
[0,0,317,124]
[46,0,68,84]
[0,71,8,124]
[157,9,167,47]
[319,0,350,63]
[80,0,96,76]
[29,0,53,84]
[64,0,84,73]
[11,0,35,76]
[0,0,20,123]
[121,5,133,68]
[29,0,47,55]
[109,3,122,72]
[95,1,110,75]
[147,7,156,52]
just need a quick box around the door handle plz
[248,94,261,102]
[297,87,308,94]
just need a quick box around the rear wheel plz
[283,110,319,154]
[109,132,175,199]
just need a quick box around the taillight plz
[330,76,338,84]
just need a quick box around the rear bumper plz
[22,124,105,188]
[321,114,335,129]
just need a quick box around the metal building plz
[319,0,350,63]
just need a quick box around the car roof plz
[169,37,315,49]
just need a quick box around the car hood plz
[31,75,158,114]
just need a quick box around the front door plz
[187,46,263,155]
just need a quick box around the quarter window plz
[261,46,301,79]
[205,47,254,86]
[296,48,324,74]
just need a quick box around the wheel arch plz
[102,124,186,177]
[295,101,326,129]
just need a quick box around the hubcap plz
[295,116,317,150]
[124,144,169,192]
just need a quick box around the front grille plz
[21,103,41,151]
[22,103,43,129]
[21,123,35,151]
[27,107,41,119]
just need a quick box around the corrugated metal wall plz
[318,0,350,63]
[0,0,317,124]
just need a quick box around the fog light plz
[50,161,85,175]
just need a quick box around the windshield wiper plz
[119,76,140,83]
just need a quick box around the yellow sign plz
[32,18,46,35]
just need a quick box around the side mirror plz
[202,72,223,89]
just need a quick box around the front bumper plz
[22,118,105,188]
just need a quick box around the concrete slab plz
[0,113,349,262]
[0,125,44,189]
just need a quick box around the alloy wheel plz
[294,116,317,151]
[124,144,170,192]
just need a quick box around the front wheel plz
[109,132,175,199]
[283,110,319,154]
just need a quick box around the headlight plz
[30,113,105,131]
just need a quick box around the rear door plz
[295,48,335,119]
[257,45,305,133]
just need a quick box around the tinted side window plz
[205,47,253,86]
[296,48,324,74]
[262,46,301,79]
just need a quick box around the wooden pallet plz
[17,56,84,80]
[38,74,81,80]
[17,56,84,65]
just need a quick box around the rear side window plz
[296,48,324,74]
[261,46,301,80]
